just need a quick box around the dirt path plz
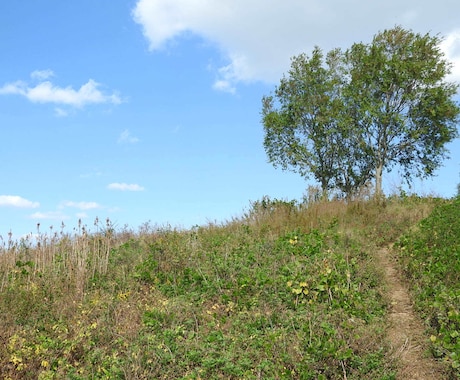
[375,247,447,379]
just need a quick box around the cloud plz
[31,69,54,81]
[441,29,460,82]
[0,81,26,96]
[212,79,235,94]
[54,107,70,117]
[0,195,40,208]
[29,211,69,220]
[0,72,122,108]
[60,201,102,210]
[107,182,145,191]
[30,201,101,222]
[118,129,140,144]
[132,0,460,90]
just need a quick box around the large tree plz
[262,47,352,195]
[262,26,459,198]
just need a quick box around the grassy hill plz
[0,194,458,379]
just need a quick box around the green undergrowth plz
[396,196,460,377]
[0,195,441,379]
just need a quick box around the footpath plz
[375,247,448,379]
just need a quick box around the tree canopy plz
[262,26,460,198]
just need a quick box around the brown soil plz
[375,247,448,379]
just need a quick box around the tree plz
[262,47,351,196]
[262,26,460,198]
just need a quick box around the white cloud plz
[26,80,120,106]
[118,129,140,144]
[0,195,39,208]
[107,182,145,191]
[133,0,460,90]
[31,69,54,80]
[0,81,26,96]
[29,211,69,220]
[441,29,460,83]
[54,107,70,117]
[0,72,122,108]
[60,201,102,210]
[212,79,235,94]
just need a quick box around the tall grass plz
[0,218,117,296]
[0,194,441,379]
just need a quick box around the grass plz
[0,194,448,379]
[396,196,460,376]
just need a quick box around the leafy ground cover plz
[0,194,446,379]
[396,196,460,377]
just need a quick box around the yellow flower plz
[299,281,308,288]
[117,291,130,300]
[10,354,22,365]
[289,236,298,245]
[41,360,50,368]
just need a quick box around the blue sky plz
[1,1,460,238]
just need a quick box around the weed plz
[396,197,460,376]
[0,196,441,379]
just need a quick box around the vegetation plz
[1,192,457,379]
[397,196,460,375]
[262,26,459,198]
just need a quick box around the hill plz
[0,194,458,379]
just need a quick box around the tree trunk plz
[375,163,383,199]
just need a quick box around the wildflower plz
[10,354,22,366]
[117,291,130,300]
[289,236,298,245]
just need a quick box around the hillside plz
[0,194,458,379]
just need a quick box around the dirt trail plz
[375,247,447,379]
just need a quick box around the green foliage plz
[262,26,460,198]
[1,196,444,379]
[262,47,371,197]
[397,197,460,375]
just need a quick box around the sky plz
[1,1,460,239]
